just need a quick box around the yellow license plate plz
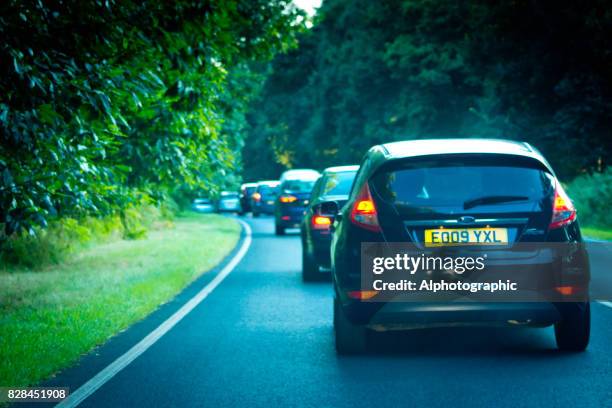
[424,227,508,247]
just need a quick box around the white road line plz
[56,219,252,408]
[598,301,612,309]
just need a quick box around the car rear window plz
[321,171,356,196]
[370,157,553,209]
[259,185,278,196]
[282,179,316,193]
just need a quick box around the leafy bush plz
[566,169,612,229]
[1,218,92,268]
[120,207,150,241]
[81,215,124,243]
[0,200,175,269]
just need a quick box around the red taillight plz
[554,286,581,296]
[549,182,576,229]
[312,215,332,229]
[252,192,261,202]
[350,182,381,232]
[279,195,298,203]
[347,290,379,300]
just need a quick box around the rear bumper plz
[277,205,307,227]
[358,301,563,330]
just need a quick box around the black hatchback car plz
[301,165,358,281]
[330,139,590,354]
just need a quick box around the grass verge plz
[581,226,612,241]
[0,213,240,388]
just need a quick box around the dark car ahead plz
[301,165,359,281]
[239,183,258,214]
[330,139,590,354]
[274,169,320,235]
[251,180,280,217]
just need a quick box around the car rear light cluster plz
[350,182,381,232]
[312,215,332,230]
[252,192,261,202]
[279,195,298,203]
[549,182,576,229]
[347,290,378,300]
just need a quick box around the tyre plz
[275,223,285,235]
[302,245,319,282]
[555,302,590,351]
[334,297,366,354]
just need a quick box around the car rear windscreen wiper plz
[463,195,529,210]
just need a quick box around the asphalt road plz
[41,215,612,407]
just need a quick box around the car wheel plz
[275,223,285,235]
[302,246,319,282]
[555,302,590,351]
[334,297,366,354]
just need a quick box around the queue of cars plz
[199,138,590,355]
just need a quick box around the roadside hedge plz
[567,169,612,229]
[0,193,178,269]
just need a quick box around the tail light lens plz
[312,215,332,230]
[549,182,576,229]
[350,182,381,232]
[280,195,298,203]
[347,290,379,300]
[252,192,261,202]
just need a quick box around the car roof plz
[241,182,258,188]
[280,169,320,181]
[380,138,539,159]
[323,165,360,174]
[257,180,280,186]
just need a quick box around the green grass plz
[0,213,240,388]
[581,226,612,241]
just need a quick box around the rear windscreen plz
[321,171,357,196]
[370,162,553,210]
[282,179,316,193]
[259,185,278,196]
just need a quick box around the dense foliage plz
[0,0,302,235]
[244,0,611,181]
[567,169,612,229]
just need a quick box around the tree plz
[0,0,303,234]
[244,0,611,181]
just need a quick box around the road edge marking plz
[56,218,252,408]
